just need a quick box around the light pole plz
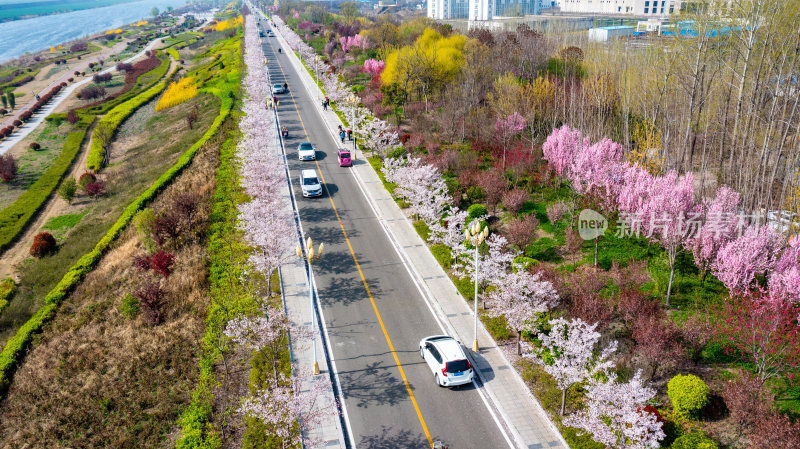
[346,94,359,159]
[464,221,488,352]
[296,237,324,375]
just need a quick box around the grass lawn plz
[0,121,70,210]
[0,93,220,348]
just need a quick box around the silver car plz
[419,335,474,387]
[272,83,285,94]
[300,169,322,198]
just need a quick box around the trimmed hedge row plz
[0,277,16,316]
[0,95,235,399]
[87,66,177,171]
[0,113,94,253]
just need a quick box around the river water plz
[0,0,189,63]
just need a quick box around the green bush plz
[0,113,93,253]
[513,255,538,270]
[466,185,486,203]
[0,87,235,400]
[120,294,140,319]
[525,237,559,262]
[0,277,16,316]
[87,65,176,171]
[670,432,718,449]
[430,244,452,268]
[467,203,488,221]
[58,178,77,203]
[413,220,430,241]
[668,374,709,419]
[481,314,512,340]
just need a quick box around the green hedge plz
[79,55,171,116]
[0,95,234,400]
[0,113,94,253]
[87,66,176,171]
[0,278,16,316]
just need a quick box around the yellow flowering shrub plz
[156,77,198,111]
[213,15,243,32]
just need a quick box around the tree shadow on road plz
[359,425,430,449]
[340,359,411,408]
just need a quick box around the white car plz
[300,169,322,198]
[419,335,474,387]
[272,83,285,94]
[297,142,316,161]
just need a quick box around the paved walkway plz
[270,15,568,449]
[0,39,159,155]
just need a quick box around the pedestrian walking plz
[339,130,345,143]
[322,100,328,111]
[347,129,352,141]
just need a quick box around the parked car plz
[298,142,316,161]
[419,335,474,387]
[300,169,322,198]
[272,83,285,94]
[337,148,351,167]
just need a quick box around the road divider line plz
[273,53,434,447]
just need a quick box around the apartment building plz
[552,0,682,15]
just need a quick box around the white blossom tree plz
[486,270,559,355]
[382,156,451,226]
[563,372,665,449]
[239,366,338,449]
[526,317,617,416]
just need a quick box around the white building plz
[429,0,539,20]
[552,0,682,15]
[429,0,470,19]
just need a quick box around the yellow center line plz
[270,47,434,446]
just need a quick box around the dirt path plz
[0,53,177,281]
[0,40,130,130]
[0,118,98,281]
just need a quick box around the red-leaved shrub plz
[0,154,17,182]
[503,214,539,249]
[30,232,57,257]
[28,142,40,150]
[85,181,106,198]
[134,280,165,325]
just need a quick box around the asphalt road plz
[258,22,514,449]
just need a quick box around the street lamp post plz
[296,237,324,375]
[346,94,359,159]
[464,221,489,352]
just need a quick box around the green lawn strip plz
[42,211,87,232]
[87,64,177,171]
[0,278,16,317]
[0,91,235,400]
[0,113,94,253]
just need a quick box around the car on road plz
[272,83,285,94]
[266,30,274,36]
[337,148,351,167]
[300,169,323,198]
[419,335,474,387]
[298,142,316,161]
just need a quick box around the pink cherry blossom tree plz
[638,171,696,306]
[684,185,740,282]
[452,233,519,299]
[486,269,559,354]
[569,138,624,266]
[239,366,338,449]
[542,125,589,179]
[713,224,784,294]
[526,317,617,416]
[361,115,400,157]
[769,237,800,304]
[563,372,665,449]
[363,59,385,76]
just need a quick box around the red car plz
[337,148,352,167]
